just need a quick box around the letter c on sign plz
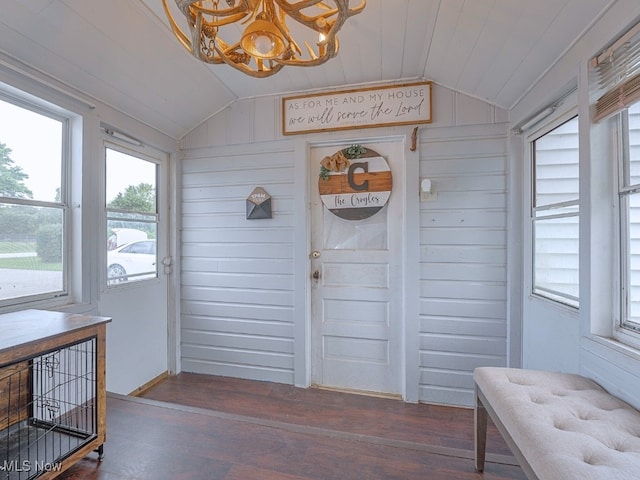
[348,162,369,191]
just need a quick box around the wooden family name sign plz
[283,81,432,135]
[319,146,392,221]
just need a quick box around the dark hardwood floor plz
[59,373,525,480]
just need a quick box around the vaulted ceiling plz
[0,0,614,139]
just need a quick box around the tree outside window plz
[0,98,66,304]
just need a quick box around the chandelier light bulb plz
[252,33,276,56]
[241,18,285,59]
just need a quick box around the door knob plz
[312,270,320,280]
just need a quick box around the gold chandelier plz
[162,0,366,78]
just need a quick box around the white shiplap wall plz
[418,118,509,406]
[180,140,297,384]
[180,85,510,406]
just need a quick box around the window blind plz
[591,21,640,122]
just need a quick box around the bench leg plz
[474,391,488,473]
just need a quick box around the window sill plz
[589,334,640,363]
[529,293,580,316]
[0,300,95,317]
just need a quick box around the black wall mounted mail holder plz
[246,187,272,219]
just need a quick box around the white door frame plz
[292,130,421,402]
[98,137,172,394]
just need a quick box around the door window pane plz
[106,147,158,285]
[323,208,388,250]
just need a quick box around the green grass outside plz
[0,241,36,254]
[0,242,62,270]
[0,256,62,271]
[0,249,62,272]
[0,257,62,272]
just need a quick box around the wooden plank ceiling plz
[0,0,614,138]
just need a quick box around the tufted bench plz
[474,367,640,479]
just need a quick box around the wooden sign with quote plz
[318,146,392,220]
[283,81,432,135]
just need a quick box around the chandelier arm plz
[177,0,255,27]
[319,0,367,40]
[193,10,204,52]
[165,1,253,56]
[177,0,251,17]
[214,42,285,77]
[269,0,336,58]
[275,0,366,29]
[272,0,362,64]
[219,40,244,55]
[276,0,341,11]
[240,0,263,25]
[321,2,348,43]
[268,8,303,56]
[165,0,365,77]
[275,1,332,31]
[162,0,193,51]
[197,11,254,28]
[275,37,338,66]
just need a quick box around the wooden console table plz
[0,309,111,479]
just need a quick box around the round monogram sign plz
[318,146,392,220]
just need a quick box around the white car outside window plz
[107,240,156,285]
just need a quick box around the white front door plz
[98,140,170,395]
[310,140,403,395]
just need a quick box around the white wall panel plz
[581,339,640,409]
[418,115,509,407]
[254,96,280,144]
[421,298,506,320]
[181,86,509,405]
[422,263,506,283]
[180,137,297,384]
[422,280,507,301]
[183,302,293,323]
[422,317,507,337]
[422,227,505,244]
[183,315,294,337]
[422,245,506,264]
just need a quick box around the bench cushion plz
[474,367,640,480]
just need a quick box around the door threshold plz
[311,384,402,401]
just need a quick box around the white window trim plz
[101,136,164,292]
[612,106,640,350]
[525,107,580,311]
[0,88,81,310]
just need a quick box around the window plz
[0,96,68,305]
[105,146,158,286]
[590,21,640,346]
[617,101,640,336]
[531,116,580,307]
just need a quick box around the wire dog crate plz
[0,310,110,480]
[0,340,98,480]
